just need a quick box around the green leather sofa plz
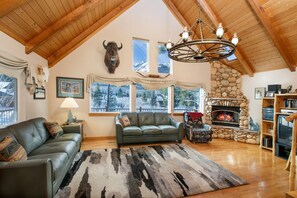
[115,112,183,147]
[0,117,82,198]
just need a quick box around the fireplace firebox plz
[211,105,240,127]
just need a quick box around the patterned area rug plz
[55,144,247,198]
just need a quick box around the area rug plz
[55,144,247,198]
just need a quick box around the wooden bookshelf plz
[260,97,275,151]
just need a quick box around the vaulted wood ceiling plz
[0,0,296,76]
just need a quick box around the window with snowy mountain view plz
[133,39,149,72]
[0,74,17,126]
[158,43,171,74]
[90,82,130,112]
[136,84,168,112]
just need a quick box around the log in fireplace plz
[211,105,240,127]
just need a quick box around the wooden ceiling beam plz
[247,0,296,72]
[47,0,139,67]
[25,0,105,54]
[162,0,243,74]
[0,0,30,18]
[198,0,255,77]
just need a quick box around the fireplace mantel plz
[210,98,245,101]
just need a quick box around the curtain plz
[0,50,36,94]
[86,74,204,92]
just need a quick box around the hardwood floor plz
[81,138,289,198]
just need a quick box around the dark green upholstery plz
[138,112,155,126]
[121,112,138,126]
[116,112,183,146]
[0,117,82,198]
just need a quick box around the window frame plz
[135,83,169,113]
[89,82,131,113]
[0,73,18,127]
[173,86,204,113]
[157,42,172,75]
[132,37,150,72]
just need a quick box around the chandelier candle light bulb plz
[231,33,239,46]
[182,27,189,41]
[216,23,224,39]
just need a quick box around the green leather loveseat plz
[0,117,82,198]
[115,112,183,147]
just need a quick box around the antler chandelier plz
[165,11,239,63]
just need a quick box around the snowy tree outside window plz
[90,82,130,112]
[157,43,171,74]
[0,74,17,126]
[133,39,149,72]
[174,87,204,112]
[136,84,168,112]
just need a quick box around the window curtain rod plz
[86,74,204,92]
[0,50,36,94]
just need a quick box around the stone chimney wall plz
[204,62,258,144]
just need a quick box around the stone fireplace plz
[204,62,259,145]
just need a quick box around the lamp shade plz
[60,97,79,108]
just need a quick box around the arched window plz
[0,74,17,126]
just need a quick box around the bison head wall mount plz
[103,40,123,74]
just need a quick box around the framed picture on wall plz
[34,87,46,99]
[56,77,84,99]
[254,87,266,100]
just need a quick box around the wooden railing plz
[0,108,16,125]
[285,112,297,191]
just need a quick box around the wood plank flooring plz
[81,138,289,198]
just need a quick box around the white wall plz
[242,68,297,124]
[0,31,48,122]
[48,0,211,137]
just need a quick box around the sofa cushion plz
[28,153,68,181]
[44,122,63,138]
[119,115,131,127]
[0,136,27,162]
[158,125,178,134]
[30,117,50,143]
[138,112,155,126]
[8,120,43,154]
[45,134,82,147]
[140,125,162,135]
[154,113,170,125]
[121,112,138,126]
[29,141,76,159]
[123,126,142,136]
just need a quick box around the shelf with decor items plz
[261,97,275,151]
[273,94,297,157]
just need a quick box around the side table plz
[61,121,84,141]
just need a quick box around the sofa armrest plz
[115,116,123,146]
[169,117,184,141]
[62,124,82,134]
[0,159,53,198]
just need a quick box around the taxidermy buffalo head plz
[103,40,123,73]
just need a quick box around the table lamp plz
[60,97,79,124]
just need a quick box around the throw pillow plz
[44,122,63,138]
[119,115,131,127]
[0,136,27,162]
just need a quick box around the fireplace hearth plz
[211,105,240,127]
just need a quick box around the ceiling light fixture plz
[165,8,239,63]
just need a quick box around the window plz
[136,84,168,112]
[225,46,237,61]
[174,87,204,112]
[0,74,17,126]
[90,82,130,112]
[133,38,149,72]
[157,43,171,74]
